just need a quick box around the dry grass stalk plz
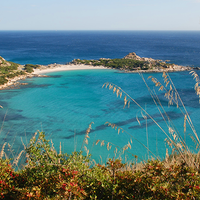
[103,81,173,150]
[165,148,169,163]
[50,139,57,155]
[7,143,15,159]
[103,72,200,169]
[0,111,8,134]
[100,140,105,146]
[190,70,200,102]
[81,122,93,150]
[21,137,26,150]
[84,146,89,156]
[13,150,24,166]
[184,114,187,134]
[0,142,7,159]
[95,139,100,145]
[96,138,142,163]
[106,142,112,151]
[167,73,199,144]
[104,121,159,160]
[136,115,141,126]
[114,147,118,156]
[59,142,62,155]
[147,72,200,166]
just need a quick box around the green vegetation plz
[0,76,8,85]
[74,58,151,71]
[73,53,175,71]
[0,57,25,85]
[0,131,200,199]
[24,64,40,73]
[7,61,19,70]
[0,56,40,86]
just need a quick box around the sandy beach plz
[33,63,192,75]
[33,64,107,74]
[0,62,195,90]
[0,64,107,90]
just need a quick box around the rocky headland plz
[0,56,47,90]
[72,52,199,73]
[0,53,199,90]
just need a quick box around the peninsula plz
[0,53,198,90]
[71,52,198,72]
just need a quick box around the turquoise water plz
[0,31,200,165]
[0,69,199,164]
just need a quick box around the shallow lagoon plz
[0,69,199,164]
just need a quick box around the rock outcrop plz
[124,52,161,62]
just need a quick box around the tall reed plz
[98,71,200,169]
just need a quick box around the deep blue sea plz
[0,31,200,165]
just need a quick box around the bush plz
[0,159,18,199]
[24,66,34,73]
[7,62,19,70]
[0,76,8,85]
[24,64,39,69]
[24,64,40,73]
[0,132,200,199]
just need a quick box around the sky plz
[0,0,200,30]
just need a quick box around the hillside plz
[0,56,26,85]
[0,57,42,89]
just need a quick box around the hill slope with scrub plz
[0,56,42,89]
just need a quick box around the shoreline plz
[33,64,107,74]
[33,63,195,75]
[0,63,197,91]
[0,64,107,90]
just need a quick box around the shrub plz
[0,159,18,199]
[24,66,34,73]
[24,64,40,73]
[0,76,8,85]
[7,62,19,70]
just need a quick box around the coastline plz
[0,73,46,90]
[33,63,195,75]
[0,62,197,91]
[1,51,199,91]
[0,64,107,90]
[33,64,107,74]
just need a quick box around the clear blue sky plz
[0,0,200,30]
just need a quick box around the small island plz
[0,53,199,90]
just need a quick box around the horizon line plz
[0,30,200,32]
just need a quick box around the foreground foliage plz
[0,132,200,200]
